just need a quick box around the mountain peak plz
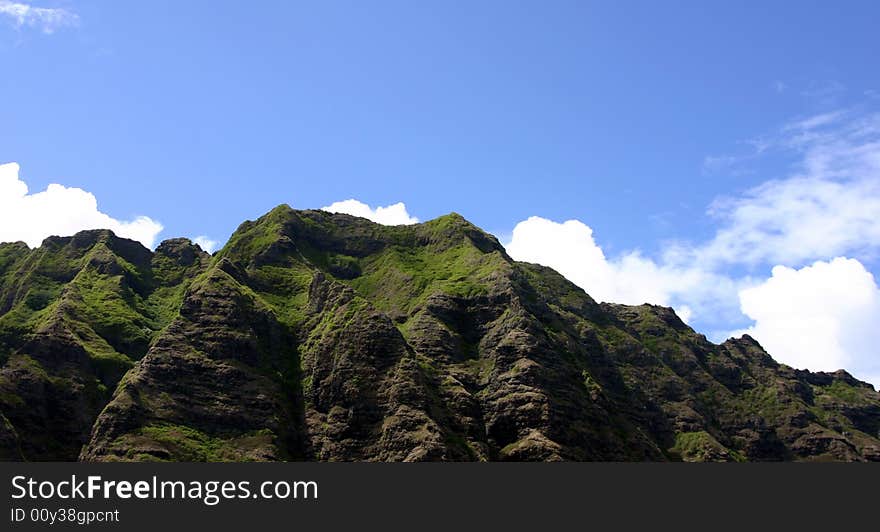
[0,208,878,462]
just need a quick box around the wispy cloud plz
[701,154,741,175]
[800,80,846,107]
[781,109,849,133]
[0,1,78,34]
[505,105,880,385]
[701,109,880,268]
[329,105,880,385]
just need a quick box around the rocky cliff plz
[0,206,877,461]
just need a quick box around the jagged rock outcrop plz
[0,206,878,461]
[0,232,210,460]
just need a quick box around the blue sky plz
[2,1,880,385]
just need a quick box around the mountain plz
[0,205,878,461]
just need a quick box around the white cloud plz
[319,107,880,389]
[192,235,219,253]
[781,110,847,133]
[734,258,880,385]
[504,215,880,387]
[699,110,880,268]
[675,305,693,324]
[312,110,880,387]
[0,1,78,33]
[0,162,163,249]
[321,199,419,225]
[504,108,880,386]
[504,216,740,324]
[701,175,880,267]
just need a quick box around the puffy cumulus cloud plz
[321,199,419,225]
[505,215,880,387]
[192,236,219,254]
[504,216,741,324]
[0,1,78,33]
[505,109,880,386]
[0,162,163,249]
[734,258,880,386]
[306,109,880,386]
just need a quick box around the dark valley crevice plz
[0,206,878,462]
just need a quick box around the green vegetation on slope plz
[1,206,879,462]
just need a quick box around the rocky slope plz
[0,206,878,461]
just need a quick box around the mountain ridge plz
[0,205,878,461]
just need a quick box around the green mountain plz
[1,206,878,461]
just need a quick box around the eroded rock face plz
[0,235,210,460]
[2,206,879,461]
